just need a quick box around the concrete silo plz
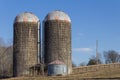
[43,10,72,74]
[13,12,40,76]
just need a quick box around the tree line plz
[0,38,13,78]
[73,50,120,67]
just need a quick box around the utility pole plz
[96,40,99,64]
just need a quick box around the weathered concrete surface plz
[13,22,38,77]
[44,20,72,74]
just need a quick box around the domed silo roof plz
[44,10,71,22]
[14,12,39,23]
[48,60,65,65]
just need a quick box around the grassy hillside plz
[72,63,120,78]
[2,63,120,80]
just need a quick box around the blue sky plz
[0,0,120,66]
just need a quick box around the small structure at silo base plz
[29,64,44,76]
[48,60,67,76]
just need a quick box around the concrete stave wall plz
[13,22,38,76]
[43,20,72,74]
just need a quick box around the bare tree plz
[0,38,5,47]
[0,38,13,78]
[79,62,86,67]
[72,62,77,67]
[87,55,102,66]
[3,46,13,77]
[104,50,120,64]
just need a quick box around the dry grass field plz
[2,63,120,80]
